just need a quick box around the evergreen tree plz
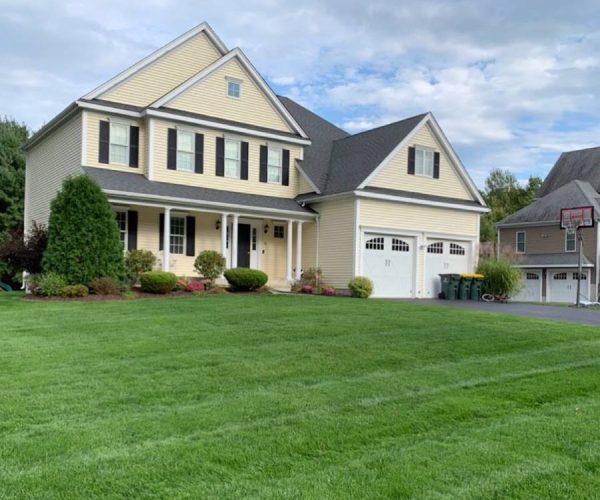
[43,176,125,284]
[0,118,28,234]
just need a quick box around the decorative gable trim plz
[150,48,309,139]
[357,113,485,205]
[83,22,228,100]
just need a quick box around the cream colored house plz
[24,22,487,297]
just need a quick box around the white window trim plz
[169,215,186,255]
[414,145,435,178]
[109,120,130,166]
[267,144,283,185]
[226,77,241,99]
[115,208,128,251]
[565,230,577,253]
[176,128,195,172]
[516,231,526,254]
[224,137,241,179]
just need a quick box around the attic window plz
[227,79,241,98]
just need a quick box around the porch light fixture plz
[216,219,221,231]
[263,224,269,234]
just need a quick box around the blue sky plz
[2,0,600,188]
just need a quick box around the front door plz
[237,223,251,268]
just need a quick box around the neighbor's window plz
[176,130,194,172]
[109,122,129,164]
[224,138,241,178]
[516,231,526,253]
[115,211,127,249]
[274,225,285,239]
[267,147,282,183]
[227,80,240,98]
[170,216,185,255]
[415,147,434,177]
[566,231,576,252]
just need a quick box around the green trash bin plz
[439,274,461,300]
[449,274,461,300]
[470,275,484,301]
[458,276,472,300]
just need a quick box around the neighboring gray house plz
[497,148,600,303]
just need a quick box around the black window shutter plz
[241,141,249,180]
[129,126,139,168]
[127,210,138,250]
[259,145,268,183]
[408,146,416,175]
[99,121,110,164]
[433,152,440,179]
[185,216,196,257]
[282,149,290,186]
[216,137,225,176]
[194,133,204,174]
[159,213,165,251]
[167,128,177,170]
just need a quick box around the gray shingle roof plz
[498,180,600,226]
[279,96,428,196]
[83,167,314,215]
[514,253,594,268]
[277,96,349,192]
[538,147,600,197]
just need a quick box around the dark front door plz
[237,223,251,268]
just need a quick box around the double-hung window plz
[565,231,576,252]
[115,210,127,250]
[224,139,241,178]
[415,147,434,177]
[227,79,241,98]
[267,147,282,183]
[516,231,526,253]
[109,122,129,165]
[170,216,185,255]
[176,130,194,172]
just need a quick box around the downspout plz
[496,227,501,260]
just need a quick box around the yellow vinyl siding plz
[369,123,472,200]
[168,58,294,134]
[314,198,355,288]
[297,173,315,194]
[360,198,478,235]
[101,32,222,107]
[152,119,301,198]
[25,112,82,231]
[301,222,318,272]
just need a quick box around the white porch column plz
[286,220,294,282]
[295,221,303,280]
[231,214,239,268]
[220,213,228,265]
[163,207,171,272]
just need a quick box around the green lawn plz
[1,293,599,499]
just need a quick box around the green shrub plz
[43,175,125,284]
[476,258,522,297]
[194,250,225,288]
[348,276,374,298]
[140,271,177,294]
[89,277,121,295]
[62,284,89,298]
[125,249,156,286]
[37,272,67,296]
[301,267,322,287]
[224,268,268,291]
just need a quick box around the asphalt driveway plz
[416,299,600,327]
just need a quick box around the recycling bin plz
[439,274,461,300]
[470,274,484,301]
[458,276,473,300]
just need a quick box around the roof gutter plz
[496,220,560,228]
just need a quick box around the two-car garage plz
[513,267,591,303]
[361,232,473,298]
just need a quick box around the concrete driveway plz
[415,299,600,327]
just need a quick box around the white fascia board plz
[76,100,143,118]
[145,108,311,145]
[83,22,228,100]
[23,102,80,150]
[104,189,317,220]
[150,47,309,139]
[294,160,321,194]
[354,190,490,213]
[360,225,477,242]
[297,191,355,204]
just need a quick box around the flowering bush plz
[186,280,205,292]
[322,287,335,296]
[302,284,313,294]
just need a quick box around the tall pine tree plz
[0,118,28,234]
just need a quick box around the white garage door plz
[513,270,542,302]
[362,234,415,298]
[548,269,588,303]
[424,240,470,298]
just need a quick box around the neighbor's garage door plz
[513,269,542,302]
[548,269,589,303]
[362,234,415,298]
[424,240,470,298]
